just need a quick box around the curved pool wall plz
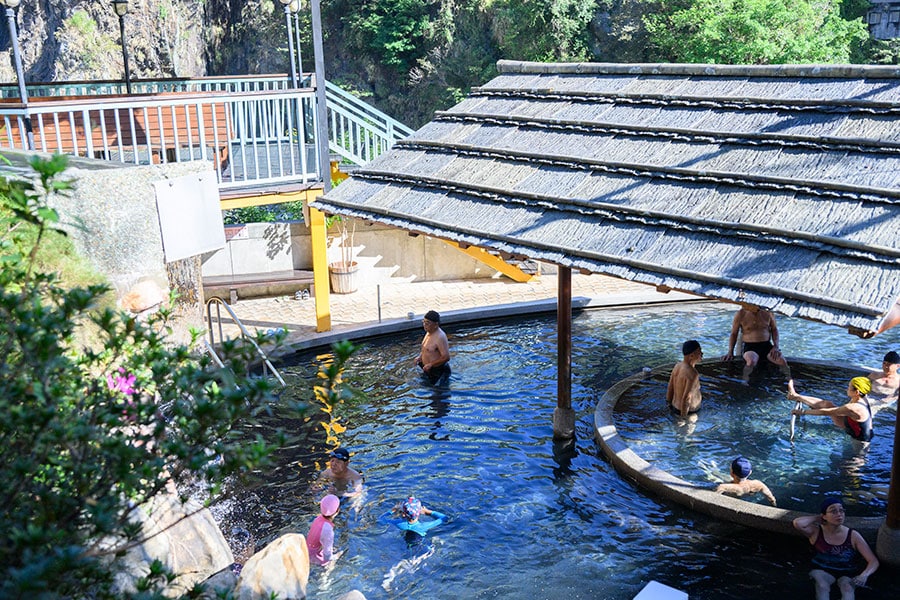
[593,361,886,541]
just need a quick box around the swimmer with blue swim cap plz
[386,496,447,536]
[714,456,776,506]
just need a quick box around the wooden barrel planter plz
[328,261,359,294]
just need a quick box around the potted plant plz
[327,215,359,294]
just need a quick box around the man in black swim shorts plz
[415,310,451,384]
[722,305,790,381]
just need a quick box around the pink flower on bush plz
[107,368,136,397]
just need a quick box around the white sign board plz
[154,172,226,263]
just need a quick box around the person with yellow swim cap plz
[789,376,874,442]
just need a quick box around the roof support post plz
[553,265,575,440]
[308,205,331,332]
[876,409,900,564]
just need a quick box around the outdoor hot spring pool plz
[219,303,900,599]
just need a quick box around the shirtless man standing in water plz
[722,305,790,381]
[415,310,451,384]
[867,350,899,415]
[667,340,703,418]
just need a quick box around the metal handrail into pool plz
[205,297,286,388]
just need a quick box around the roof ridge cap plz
[496,60,900,79]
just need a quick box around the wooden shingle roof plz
[312,61,900,334]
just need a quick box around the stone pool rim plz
[593,358,886,542]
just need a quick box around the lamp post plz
[279,0,298,89]
[291,0,304,86]
[1,0,33,150]
[111,0,132,94]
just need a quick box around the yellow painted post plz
[331,159,349,184]
[309,205,332,332]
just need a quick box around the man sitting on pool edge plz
[667,340,703,418]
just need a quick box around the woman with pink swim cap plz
[307,494,342,565]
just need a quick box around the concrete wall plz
[202,218,505,284]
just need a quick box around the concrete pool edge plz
[278,290,704,355]
[593,365,885,542]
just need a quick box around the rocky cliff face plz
[1,0,220,84]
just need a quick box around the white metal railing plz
[1,75,293,98]
[205,297,286,388]
[323,80,414,163]
[0,75,413,184]
[0,89,322,189]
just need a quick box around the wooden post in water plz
[553,266,575,440]
[876,406,900,564]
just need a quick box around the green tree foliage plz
[865,38,900,64]
[0,155,313,597]
[839,0,872,21]
[493,0,599,61]
[346,0,440,73]
[222,201,306,225]
[643,0,869,64]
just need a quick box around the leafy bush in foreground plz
[0,155,293,598]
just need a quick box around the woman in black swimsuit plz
[789,377,874,442]
[792,497,879,599]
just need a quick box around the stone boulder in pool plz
[110,491,234,596]
[235,533,309,600]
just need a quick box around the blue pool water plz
[224,302,900,599]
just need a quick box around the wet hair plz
[682,340,701,356]
[424,310,440,323]
[884,351,900,365]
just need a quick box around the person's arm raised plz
[792,514,820,540]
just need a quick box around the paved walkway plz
[221,272,700,350]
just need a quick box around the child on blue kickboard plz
[380,496,449,592]
[384,496,447,537]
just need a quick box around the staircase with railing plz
[0,75,413,190]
